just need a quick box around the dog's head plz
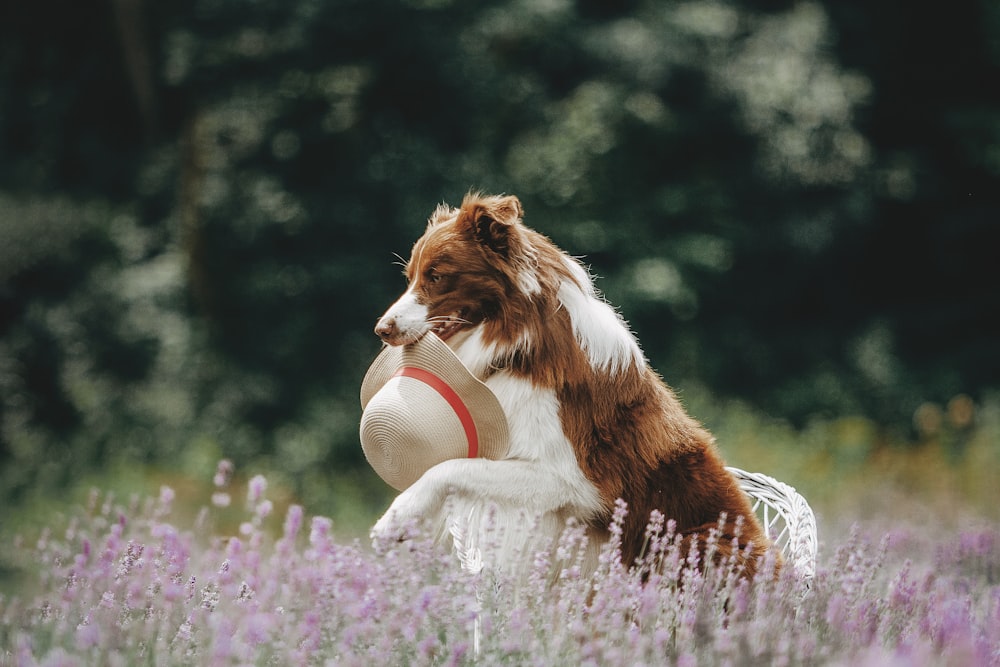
[375,193,538,346]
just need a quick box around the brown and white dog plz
[371,193,771,579]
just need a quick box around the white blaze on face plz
[377,286,430,343]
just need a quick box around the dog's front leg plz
[370,456,602,543]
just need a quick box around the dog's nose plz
[375,318,396,341]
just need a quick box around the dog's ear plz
[458,194,524,257]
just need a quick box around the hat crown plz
[359,333,509,490]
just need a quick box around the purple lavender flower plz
[213,459,234,488]
[6,465,1000,665]
[247,474,267,505]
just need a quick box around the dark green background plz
[2,0,998,507]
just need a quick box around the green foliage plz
[1,0,998,508]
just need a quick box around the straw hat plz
[360,332,510,491]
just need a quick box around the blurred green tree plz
[1,0,997,507]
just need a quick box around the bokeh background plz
[2,0,998,543]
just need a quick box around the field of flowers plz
[2,443,999,666]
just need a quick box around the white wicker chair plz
[462,469,817,654]
[454,468,818,580]
[726,466,817,581]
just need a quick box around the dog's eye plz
[427,270,443,283]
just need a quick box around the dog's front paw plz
[370,511,435,555]
[370,508,416,550]
[369,484,441,551]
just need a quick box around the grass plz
[1,393,998,664]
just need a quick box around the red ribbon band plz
[391,366,479,459]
